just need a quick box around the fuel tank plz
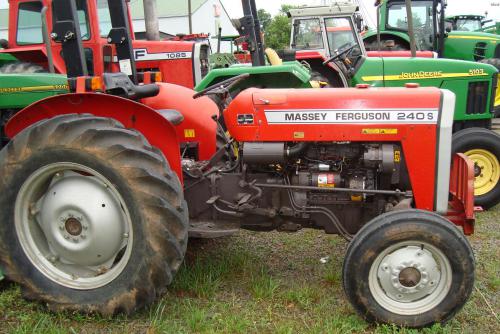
[143,82,218,160]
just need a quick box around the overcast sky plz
[220,0,500,27]
[0,0,498,25]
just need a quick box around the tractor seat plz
[158,109,184,126]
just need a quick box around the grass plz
[0,206,498,333]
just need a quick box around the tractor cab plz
[445,15,499,35]
[0,0,210,88]
[290,4,366,70]
[289,4,375,87]
[446,15,486,32]
[364,0,500,62]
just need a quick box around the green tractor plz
[197,1,500,209]
[0,53,68,147]
[445,15,500,35]
[0,57,68,282]
[363,0,500,63]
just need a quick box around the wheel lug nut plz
[123,233,129,238]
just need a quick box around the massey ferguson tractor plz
[0,0,477,328]
[0,0,210,89]
[197,1,500,209]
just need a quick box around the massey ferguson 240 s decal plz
[264,109,439,124]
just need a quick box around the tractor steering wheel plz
[323,42,357,65]
[193,73,251,99]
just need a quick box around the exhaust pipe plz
[143,0,160,41]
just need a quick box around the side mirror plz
[445,27,451,33]
[354,14,364,33]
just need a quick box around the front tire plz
[0,114,188,315]
[452,128,500,209]
[343,210,474,328]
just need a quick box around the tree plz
[262,5,298,50]
[258,9,272,30]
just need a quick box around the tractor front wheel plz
[452,127,500,209]
[0,114,188,315]
[343,210,474,328]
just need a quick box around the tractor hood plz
[361,57,498,84]
[447,30,500,43]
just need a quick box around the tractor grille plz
[466,81,490,115]
[200,44,210,79]
[473,42,488,61]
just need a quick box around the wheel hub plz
[37,171,127,267]
[371,243,451,313]
[15,163,134,290]
[399,267,421,288]
[465,149,500,196]
[65,217,83,236]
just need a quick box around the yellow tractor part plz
[465,149,500,196]
[495,78,500,107]
[265,48,326,87]
[265,48,283,66]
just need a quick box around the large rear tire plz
[479,58,500,70]
[343,210,474,328]
[0,114,188,315]
[452,128,500,209]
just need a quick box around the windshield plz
[455,18,482,31]
[386,1,435,50]
[292,18,324,50]
[97,0,112,37]
[324,17,359,51]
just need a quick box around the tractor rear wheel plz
[479,58,500,70]
[343,210,474,328]
[479,59,500,116]
[0,62,45,74]
[452,128,500,209]
[0,114,188,315]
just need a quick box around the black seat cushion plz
[158,109,184,126]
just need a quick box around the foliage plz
[262,5,298,50]
[257,9,272,31]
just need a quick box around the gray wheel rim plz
[368,240,452,315]
[15,162,133,290]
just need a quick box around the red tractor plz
[0,0,477,328]
[0,0,210,88]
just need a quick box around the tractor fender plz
[5,93,184,182]
[142,83,219,161]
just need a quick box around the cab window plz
[292,18,324,50]
[97,0,112,37]
[324,17,357,51]
[16,1,43,44]
[51,0,91,41]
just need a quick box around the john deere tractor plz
[445,15,500,35]
[363,0,500,64]
[197,1,500,209]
